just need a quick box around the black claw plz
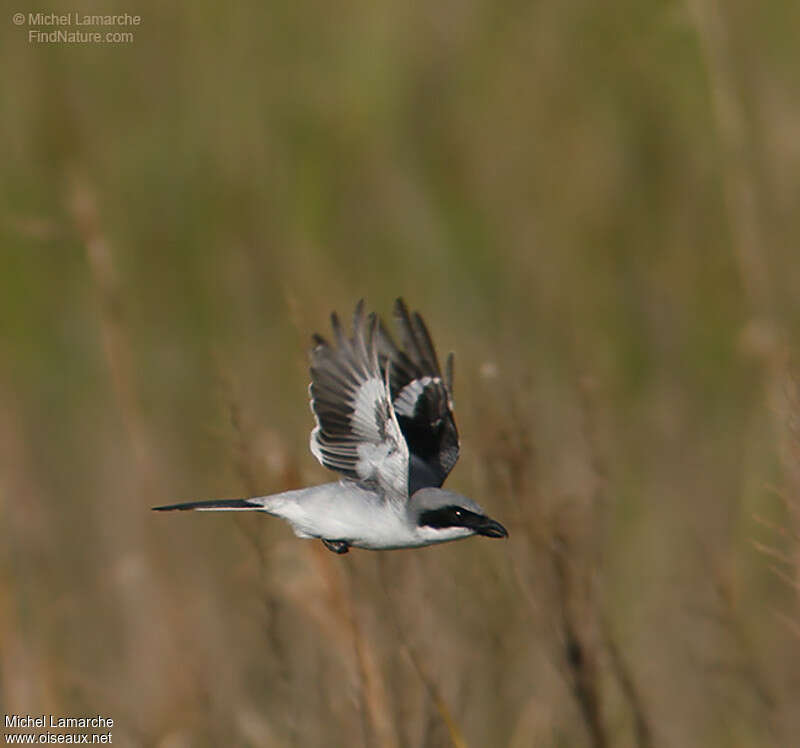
[322,539,350,554]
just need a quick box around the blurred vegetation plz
[2,0,800,745]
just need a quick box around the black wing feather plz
[378,298,460,493]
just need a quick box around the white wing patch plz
[353,377,390,438]
[393,376,438,417]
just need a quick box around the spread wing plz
[309,302,410,499]
[376,298,460,493]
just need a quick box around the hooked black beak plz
[473,516,508,539]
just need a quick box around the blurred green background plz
[2,0,800,746]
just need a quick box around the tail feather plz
[152,498,263,512]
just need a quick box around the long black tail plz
[152,498,262,512]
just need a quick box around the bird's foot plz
[322,539,350,554]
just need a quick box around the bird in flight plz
[154,299,507,553]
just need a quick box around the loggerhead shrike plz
[154,299,507,553]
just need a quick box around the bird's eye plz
[453,508,463,517]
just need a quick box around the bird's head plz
[410,488,508,544]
